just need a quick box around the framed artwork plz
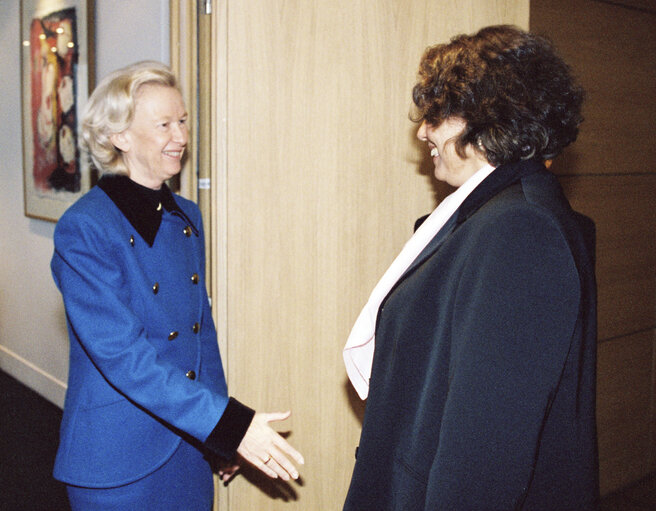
[20,0,94,222]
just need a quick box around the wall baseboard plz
[0,344,66,408]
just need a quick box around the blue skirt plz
[66,439,213,510]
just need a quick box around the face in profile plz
[416,117,488,188]
[111,84,188,189]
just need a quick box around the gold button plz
[191,273,199,284]
[152,282,159,294]
[168,331,179,341]
[183,226,192,237]
[156,202,162,211]
[185,370,196,380]
[129,235,135,246]
[192,322,200,334]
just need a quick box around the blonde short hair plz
[80,61,181,174]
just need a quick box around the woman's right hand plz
[236,411,304,481]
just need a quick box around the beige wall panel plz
[598,0,656,11]
[216,1,529,508]
[532,0,656,497]
[559,175,656,341]
[596,330,655,494]
[531,0,656,177]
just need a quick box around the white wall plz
[94,0,170,80]
[0,0,170,407]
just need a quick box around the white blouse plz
[343,163,496,400]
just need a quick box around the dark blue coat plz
[344,160,599,510]
[51,175,252,488]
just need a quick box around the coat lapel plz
[401,213,459,279]
[398,159,546,286]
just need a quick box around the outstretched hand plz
[236,411,304,481]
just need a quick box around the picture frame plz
[20,0,95,222]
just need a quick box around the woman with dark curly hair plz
[343,25,598,510]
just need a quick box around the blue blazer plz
[344,160,599,510]
[51,175,252,488]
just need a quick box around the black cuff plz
[204,397,255,460]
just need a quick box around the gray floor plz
[601,473,656,510]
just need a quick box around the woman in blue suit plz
[51,61,303,510]
[343,26,598,510]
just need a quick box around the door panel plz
[210,2,529,508]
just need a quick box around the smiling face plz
[416,117,488,187]
[111,84,188,189]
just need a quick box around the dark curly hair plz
[412,25,584,165]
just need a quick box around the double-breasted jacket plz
[51,175,252,488]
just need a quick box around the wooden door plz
[203,1,530,508]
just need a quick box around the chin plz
[433,168,447,183]
[166,167,182,178]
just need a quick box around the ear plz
[110,131,131,153]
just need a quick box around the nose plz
[416,120,427,142]
[172,121,188,145]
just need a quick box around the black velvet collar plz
[98,174,195,246]
[455,158,545,227]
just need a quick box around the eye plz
[159,122,169,129]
